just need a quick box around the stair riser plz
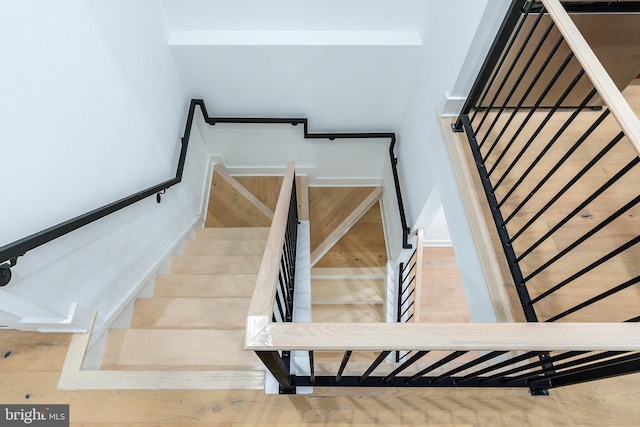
[195,227,270,241]
[131,298,250,329]
[183,240,266,256]
[154,274,257,298]
[170,256,262,274]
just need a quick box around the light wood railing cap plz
[247,322,640,352]
[246,161,296,347]
[542,0,640,156]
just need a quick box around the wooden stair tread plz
[312,279,384,304]
[102,329,262,370]
[195,227,270,241]
[312,304,384,323]
[154,274,257,298]
[170,255,262,274]
[183,240,266,256]
[130,298,250,329]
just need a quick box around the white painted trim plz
[200,156,218,225]
[0,291,93,333]
[170,30,422,47]
[266,221,313,394]
[423,239,453,248]
[385,261,396,323]
[378,191,392,263]
[224,165,382,188]
[440,92,467,118]
[308,178,384,187]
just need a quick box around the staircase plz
[99,164,388,388]
[100,227,268,388]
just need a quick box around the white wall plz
[442,0,513,116]
[0,1,203,332]
[171,44,420,132]
[197,116,406,261]
[163,1,425,132]
[396,0,505,322]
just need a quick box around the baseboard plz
[424,239,453,247]
[308,178,383,187]
[440,92,466,118]
[223,164,382,188]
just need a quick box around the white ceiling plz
[161,1,428,34]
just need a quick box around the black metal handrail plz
[0,99,206,287]
[201,113,412,250]
[0,98,413,286]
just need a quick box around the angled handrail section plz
[0,99,206,286]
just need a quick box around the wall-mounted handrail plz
[0,99,207,286]
[200,111,412,250]
[0,98,413,286]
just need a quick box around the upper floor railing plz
[454,0,640,323]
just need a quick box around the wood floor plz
[419,247,470,323]
[1,328,640,426]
